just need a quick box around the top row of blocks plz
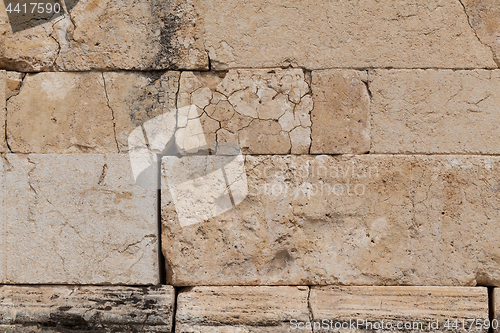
[0,0,499,71]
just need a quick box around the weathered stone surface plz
[200,0,497,70]
[371,70,500,154]
[0,0,207,71]
[178,69,312,154]
[310,70,370,154]
[495,288,500,332]
[176,286,311,332]
[7,72,118,154]
[310,286,488,333]
[0,285,174,332]
[0,70,7,153]
[462,0,500,67]
[162,155,500,286]
[103,71,180,153]
[1,153,158,284]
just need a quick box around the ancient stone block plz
[310,70,370,154]
[7,72,117,154]
[1,153,158,284]
[162,155,500,286]
[0,0,207,71]
[310,286,488,333]
[200,0,497,70]
[103,71,180,153]
[462,0,500,67]
[178,69,312,154]
[175,286,311,332]
[371,70,500,154]
[0,285,175,332]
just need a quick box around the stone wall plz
[1,0,500,332]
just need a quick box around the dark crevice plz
[171,287,180,333]
[488,287,495,333]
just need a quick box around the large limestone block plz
[176,286,311,332]
[162,155,500,286]
[310,286,488,333]
[7,72,117,154]
[103,71,180,153]
[0,285,175,332]
[178,69,312,155]
[371,70,500,154]
[310,70,370,154]
[0,0,207,71]
[1,153,158,284]
[200,0,497,70]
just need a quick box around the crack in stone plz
[102,73,120,153]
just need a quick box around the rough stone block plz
[178,69,312,155]
[310,286,488,333]
[371,70,500,154]
[1,153,158,284]
[175,286,311,332]
[310,70,370,154]
[200,0,497,70]
[162,155,500,286]
[0,285,175,332]
[0,0,207,71]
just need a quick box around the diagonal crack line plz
[457,0,499,67]
[102,73,120,153]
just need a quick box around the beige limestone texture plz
[175,286,311,332]
[1,153,158,284]
[370,70,500,154]
[495,288,500,333]
[0,285,174,332]
[178,69,312,154]
[7,72,118,154]
[310,70,370,154]
[0,70,7,153]
[162,154,500,286]
[311,286,488,333]
[200,0,497,70]
[103,71,180,153]
[462,0,500,67]
[0,0,207,71]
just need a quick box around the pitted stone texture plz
[7,72,118,154]
[311,286,488,333]
[162,155,500,286]
[310,70,370,154]
[103,71,180,153]
[0,285,174,332]
[178,69,312,154]
[462,0,500,67]
[176,286,311,332]
[371,70,500,154]
[0,0,207,71]
[1,154,158,284]
[0,71,7,153]
[200,0,497,70]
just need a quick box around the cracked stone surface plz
[0,71,7,153]
[371,70,500,154]
[200,0,497,70]
[162,154,500,286]
[178,69,312,154]
[0,0,207,71]
[311,286,488,333]
[0,285,175,332]
[310,70,370,154]
[103,71,180,153]
[7,72,118,154]
[0,154,158,284]
[461,0,500,67]
[176,286,311,332]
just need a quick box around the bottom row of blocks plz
[0,285,497,332]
